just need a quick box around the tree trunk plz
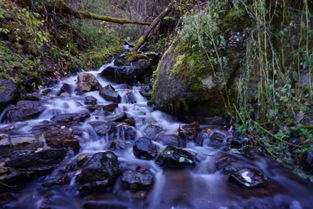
[131,1,176,52]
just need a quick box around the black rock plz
[155,146,196,168]
[5,100,44,122]
[6,148,67,169]
[106,112,128,122]
[100,85,121,103]
[0,79,18,112]
[58,83,72,96]
[51,112,90,125]
[303,151,313,172]
[43,174,70,187]
[121,167,154,191]
[77,152,120,185]
[100,59,152,84]
[89,121,136,140]
[143,124,163,140]
[84,96,97,105]
[79,180,111,194]
[133,137,159,160]
[228,167,268,188]
[230,134,250,148]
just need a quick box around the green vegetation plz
[156,0,313,177]
[0,0,122,92]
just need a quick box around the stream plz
[0,57,313,209]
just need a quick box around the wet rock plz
[43,126,80,152]
[133,137,159,160]
[0,134,43,156]
[108,140,129,151]
[84,96,97,105]
[121,167,154,191]
[156,133,186,147]
[5,100,44,122]
[114,123,137,140]
[208,132,227,147]
[178,122,201,143]
[143,124,163,139]
[124,91,136,104]
[0,79,18,112]
[228,167,268,188]
[89,121,113,136]
[123,117,136,126]
[77,73,102,93]
[57,83,72,96]
[195,131,210,146]
[155,146,196,168]
[100,85,121,103]
[103,103,118,111]
[100,58,152,84]
[230,134,250,148]
[6,148,67,169]
[79,180,111,194]
[89,121,136,140]
[106,112,128,123]
[303,151,313,172]
[77,152,120,187]
[88,104,118,112]
[43,174,70,187]
[51,112,90,125]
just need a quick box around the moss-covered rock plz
[152,1,257,122]
[152,33,247,121]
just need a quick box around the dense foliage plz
[176,0,313,177]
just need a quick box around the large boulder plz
[0,79,18,112]
[152,6,253,122]
[76,73,102,93]
[5,100,44,122]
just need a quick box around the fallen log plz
[16,0,152,25]
[131,1,176,52]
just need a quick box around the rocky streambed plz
[0,52,313,209]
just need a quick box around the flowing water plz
[1,61,313,209]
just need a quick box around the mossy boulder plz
[152,35,246,121]
[152,2,256,122]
